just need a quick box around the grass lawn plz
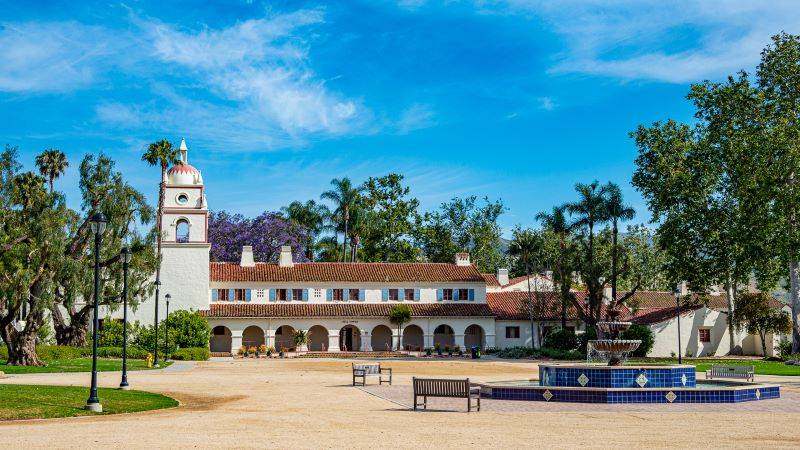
[630,358,800,376]
[0,384,177,420]
[0,358,172,375]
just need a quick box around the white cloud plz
[395,103,436,134]
[537,96,554,111]
[0,21,118,92]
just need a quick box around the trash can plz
[471,346,480,359]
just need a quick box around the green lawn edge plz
[0,384,178,420]
[0,358,173,374]
[627,358,800,376]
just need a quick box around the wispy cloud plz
[395,103,436,134]
[537,96,555,111]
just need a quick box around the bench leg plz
[414,394,417,411]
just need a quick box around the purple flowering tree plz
[208,211,309,263]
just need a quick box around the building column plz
[328,332,340,352]
[424,334,434,349]
[264,329,273,349]
[485,333,496,349]
[231,331,243,355]
[361,331,371,351]
[392,333,402,351]
[455,334,465,351]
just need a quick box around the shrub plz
[171,347,210,361]
[496,346,538,359]
[578,327,597,354]
[620,324,655,357]
[167,310,210,349]
[778,338,793,360]
[97,346,149,360]
[540,347,584,360]
[98,318,126,347]
[543,329,578,351]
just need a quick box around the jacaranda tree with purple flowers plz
[208,211,308,263]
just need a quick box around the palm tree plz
[141,139,180,303]
[316,236,342,262]
[282,200,329,261]
[509,228,544,349]
[536,205,573,329]
[347,207,372,262]
[604,183,635,309]
[35,149,68,193]
[321,178,361,262]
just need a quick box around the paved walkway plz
[1,359,799,449]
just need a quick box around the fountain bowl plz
[596,321,633,335]
[589,339,641,354]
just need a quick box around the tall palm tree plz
[282,200,329,261]
[347,207,372,262]
[509,228,544,349]
[35,149,68,193]
[536,205,573,328]
[141,139,180,304]
[321,178,361,262]
[604,183,636,308]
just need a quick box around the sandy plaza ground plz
[2,358,800,449]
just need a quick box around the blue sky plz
[2,1,799,236]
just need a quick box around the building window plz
[699,328,711,343]
[313,289,322,299]
[442,289,453,300]
[404,289,415,301]
[217,289,229,301]
[255,289,265,299]
[506,326,520,339]
[176,193,189,205]
[292,289,304,300]
[233,289,246,301]
[457,289,469,301]
[349,289,360,301]
[276,289,288,301]
[332,289,344,301]
[388,289,399,301]
[176,219,190,243]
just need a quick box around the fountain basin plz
[539,363,695,388]
[596,321,633,335]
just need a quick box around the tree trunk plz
[760,330,768,357]
[725,274,739,355]
[51,304,90,347]
[611,219,618,306]
[790,260,800,353]
[2,313,45,366]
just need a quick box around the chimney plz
[678,281,689,296]
[240,246,255,267]
[279,245,294,268]
[455,252,470,267]
[603,286,613,304]
[544,270,553,280]
[497,268,509,286]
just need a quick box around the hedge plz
[495,346,583,360]
[170,347,210,361]
[0,345,151,361]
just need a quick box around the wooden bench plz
[705,364,755,382]
[413,377,481,412]
[352,363,392,386]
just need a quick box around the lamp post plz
[164,294,171,361]
[86,212,107,412]
[153,280,160,367]
[119,246,131,390]
[675,285,682,365]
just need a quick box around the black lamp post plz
[153,280,160,367]
[119,246,131,390]
[86,212,107,412]
[164,294,171,361]
[675,285,683,364]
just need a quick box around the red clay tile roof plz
[486,291,628,321]
[201,302,494,318]
[481,273,500,287]
[627,291,786,325]
[211,262,486,283]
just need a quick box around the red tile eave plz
[200,302,495,318]
[210,262,485,283]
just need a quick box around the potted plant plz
[425,347,432,357]
[248,346,257,358]
[279,347,286,358]
[456,346,463,357]
[445,345,452,356]
[259,344,267,357]
[238,345,247,358]
[435,343,442,356]
[293,330,309,352]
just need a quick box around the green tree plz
[537,206,577,328]
[732,292,792,356]
[388,304,411,351]
[619,224,670,292]
[603,182,636,304]
[165,310,210,349]
[281,200,329,261]
[508,227,546,349]
[358,174,420,262]
[415,196,506,272]
[321,177,361,262]
[34,149,68,193]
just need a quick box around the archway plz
[308,325,329,351]
[433,324,455,348]
[371,325,393,352]
[242,325,265,349]
[464,324,485,350]
[274,325,296,351]
[210,326,232,353]
[176,219,190,243]
[402,324,424,351]
[339,325,361,351]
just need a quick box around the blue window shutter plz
[326,289,333,301]
[453,289,460,301]
[287,289,293,301]
[382,289,389,302]
[303,289,309,301]
[436,289,443,301]
[344,289,349,301]
[468,289,475,301]
[211,289,218,301]
[228,289,235,301]
[398,289,405,301]
[269,289,276,302]
[245,289,252,302]
[358,289,365,301]
[414,288,420,301]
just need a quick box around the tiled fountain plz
[479,318,780,404]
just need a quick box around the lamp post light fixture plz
[674,285,683,365]
[164,294,171,361]
[119,246,131,390]
[153,280,161,367]
[86,212,107,412]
